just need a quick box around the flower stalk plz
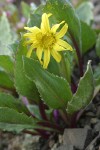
[39,100,48,121]
[70,33,84,77]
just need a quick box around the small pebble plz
[90,118,99,124]
[86,112,96,117]
[94,121,100,131]
[49,140,55,148]
[58,135,63,144]
[96,106,100,118]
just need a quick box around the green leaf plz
[0,42,12,56]
[34,4,44,15]
[0,13,17,56]
[59,51,74,83]
[27,13,41,28]
[0,92,29,114]
[47,57,60,76]
[0,70,14,89]
[76,1,93,25]
[67,61,94,114]
[27,104,42,120]
[95,28,100,34]
[0,13,12,46]
[81,21,96,53]
[16,38,27,56]
[94,64,100,87]
[21,1,30,19]
[14,40,40,103]
[9,42,18,55]
[44,0,81,50]
[23,57,72,109]
[26,2,42,27]
[15,56,40,103]
[0,55,14,75]
[96,33,100,58]
[93,64,100,97]
[0,107,37,132]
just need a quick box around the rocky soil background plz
[0,0,100,150]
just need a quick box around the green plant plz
[0,0,99,139]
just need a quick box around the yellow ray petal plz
[43,49,50,69]
[51,21,65,33]
[26,43,38,57]
[36,47,43,64]
[24,26,40,33]
[23,33,33,37]
[51,50,61,62]
[47,13,52,17]
[57,39,72,50]
[24,40,37,47]
[41,13,50,33]
[56,23,68,38]
[23,33,37,41]
[53,43,66,51]
[23,40,33,46]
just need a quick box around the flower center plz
[36,32,56,49]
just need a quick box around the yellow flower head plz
[24,13,72,69]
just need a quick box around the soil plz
[0,132,40,150]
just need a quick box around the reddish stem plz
[35,129,50,139]
[70,33,84,77]
[23,130,39,136]
[71,77,77,93]
[39,100,48,121]
[38,121,64,133]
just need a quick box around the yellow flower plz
[24,13,72,69]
